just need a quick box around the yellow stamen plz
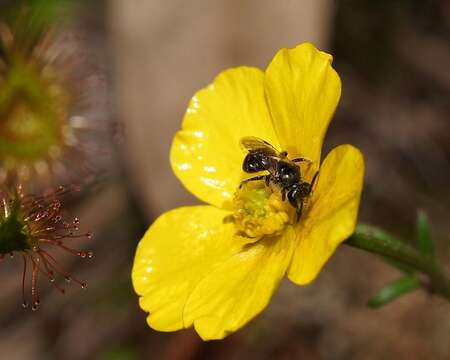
[229,182,292,240]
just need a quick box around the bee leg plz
[265,175,271,186]
[281,188,286,201]
[296,200,304,222]
[310,171,319,193]
[292,157,312,163]
[239,175,266,188]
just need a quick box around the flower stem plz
[346,224,450,301]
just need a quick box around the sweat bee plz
[240,136,318,221]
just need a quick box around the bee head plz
[287,181,312,204]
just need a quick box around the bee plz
[240,136,319,221]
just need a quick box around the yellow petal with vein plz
[184,227,295,340]
[265,43,341,165]
[132,206,238,331]
[171,67,279,209]
[288,145,364,285]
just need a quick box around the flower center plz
[228,182,293,240]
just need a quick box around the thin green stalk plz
[346,224,450,301]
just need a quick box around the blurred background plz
[1,0,450,359]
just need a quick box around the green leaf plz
[368,276,420,308]
[416,210,434,256]
[354,225,416,274]
[379,255,415,274]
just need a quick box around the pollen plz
[230,182,292,240]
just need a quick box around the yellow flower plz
[132,43,364,340]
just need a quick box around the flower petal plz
[171,67,279,209]
[265,43,341,164]
[288,145,364,285]
[132,206,239,332]
[183,227,295,340]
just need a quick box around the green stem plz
[346,224,450,301]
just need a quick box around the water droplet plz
[81,283,87,289]
[65,277,71,283]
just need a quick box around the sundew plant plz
[0,0,94,309]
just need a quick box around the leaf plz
[354,225,416,274]
[416,210,434,256]
[379,255,416,274]
[368,276,420,308]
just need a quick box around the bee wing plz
[240,136,279,156]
